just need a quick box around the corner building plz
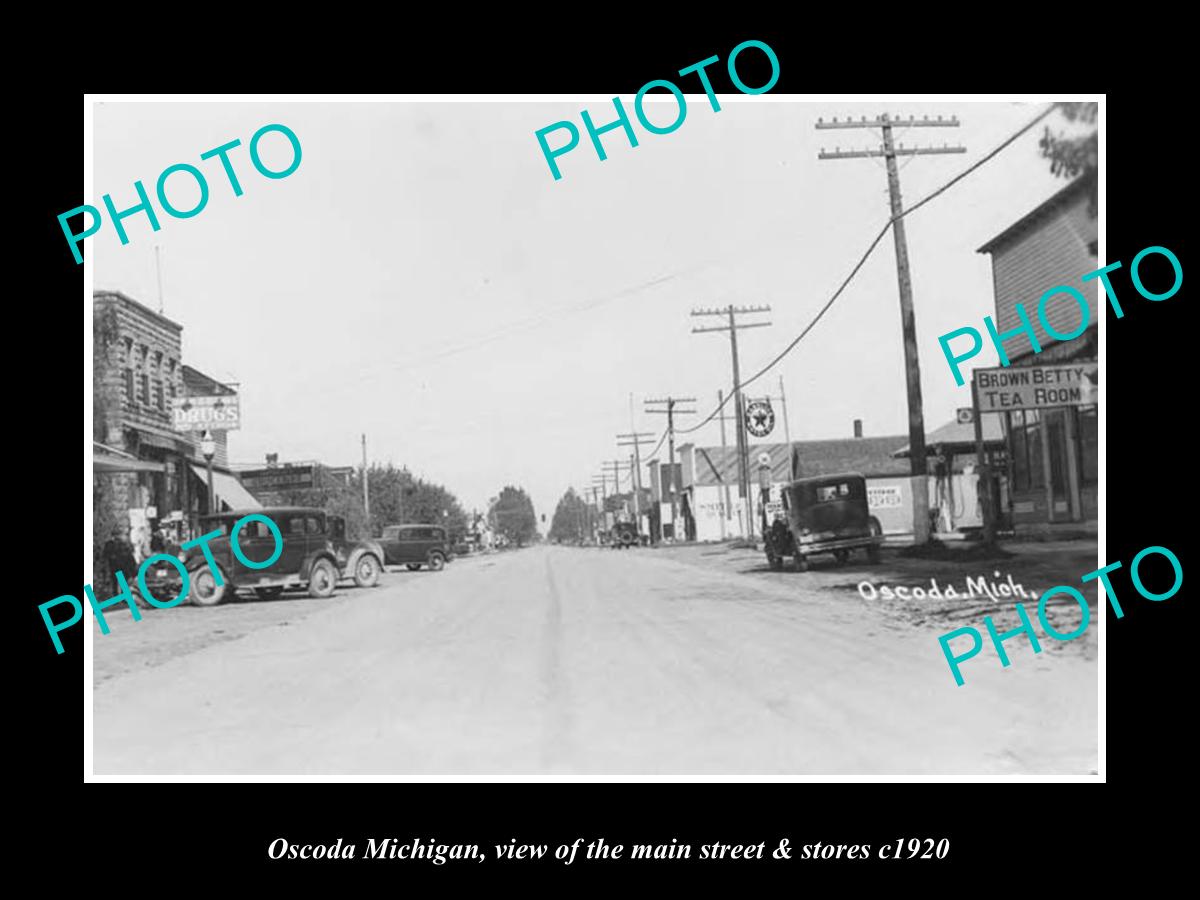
[976,177,1098,527]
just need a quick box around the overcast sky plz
[92,99,1078,521]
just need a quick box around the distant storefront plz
[976,178,1098,526]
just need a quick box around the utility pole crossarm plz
[818,146,966,160]
[692,322,773,334]
[815,115,961,129]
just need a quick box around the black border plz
[29,23,1190,887]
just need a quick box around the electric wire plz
[678,103,1060,437]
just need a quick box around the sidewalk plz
[651,535,1100,660]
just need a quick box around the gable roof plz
[892,415,1005,457]
[976,177,1093,255]
[684,436,911,487]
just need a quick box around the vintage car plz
[185,506,346,606]
[764,473,883,572]
[327,514,386,589]
[609,521,640,549]
[377,524,451,571]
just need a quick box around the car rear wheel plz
[307,559,337,598]
[406,563,422,572]
[354,554,381,588]
[867,518,883,563]
[254,586,284,601]
[191,566,227,606]
[428,551,446,572]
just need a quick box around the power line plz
[678,103,1059,438]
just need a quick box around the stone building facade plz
[92,290,235,540]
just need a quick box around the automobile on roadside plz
[184,506,379,606]
[764,473,883,572]
[327,514,386,589]
[609,521,641,549]
[376,524,451,572]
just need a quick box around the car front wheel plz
[406,563,422,572]
[354,554,382,588]
[191,566,227,606]
[308,559,338,598]
[428,551,446,572]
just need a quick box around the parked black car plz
[184,507,369,606]
[327,514,385,589]
[765,473,883,572]
[377,524,451,572]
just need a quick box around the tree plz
[358,463,469,538]
[490,485,538,547]
[271,464,369,539]
[548,488,589,543]
[1039,102,1097,217]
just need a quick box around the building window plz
[139,373,150,405]
[1078,405,1098,485]
[167,358,177,374]
[154,380,164,410]
[123,368,134,404]
[1008,409,1045,492]
[154,351,163,371]
[138,344,149,367]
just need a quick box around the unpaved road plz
[93,546,1097,776]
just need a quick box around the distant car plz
[610,521,640,549]
[327,514,386,589]
[377,524,450,572]
[184,506,344,606]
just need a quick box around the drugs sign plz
[973,363,1097,412]
[172,394,241,431]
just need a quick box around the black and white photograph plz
[81,94,1105,779]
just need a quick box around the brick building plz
[976,177,1098,526]
[92,290,257,542]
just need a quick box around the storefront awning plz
[190,465,263,512]
[94,452,169,474]
[93,441,169,474]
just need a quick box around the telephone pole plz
[816,113,964,546]
[617,430,655,525]
[716,390,738,538]
[645,396,696,539]
[778,375,791,445]
[361,433,370,522]
[692,305,772,540]
[601,459,632,499]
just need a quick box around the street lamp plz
[200,430,216,513]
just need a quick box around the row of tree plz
[269,463,469,540]
[268,465,544,547]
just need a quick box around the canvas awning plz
[190,465,263,512]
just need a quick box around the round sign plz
[745,399,775,438]
[758,452,772,467]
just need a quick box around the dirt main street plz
[93,545,1097,777]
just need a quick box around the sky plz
[92,98,1079,522]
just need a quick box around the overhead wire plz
[677,102,1060,437]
